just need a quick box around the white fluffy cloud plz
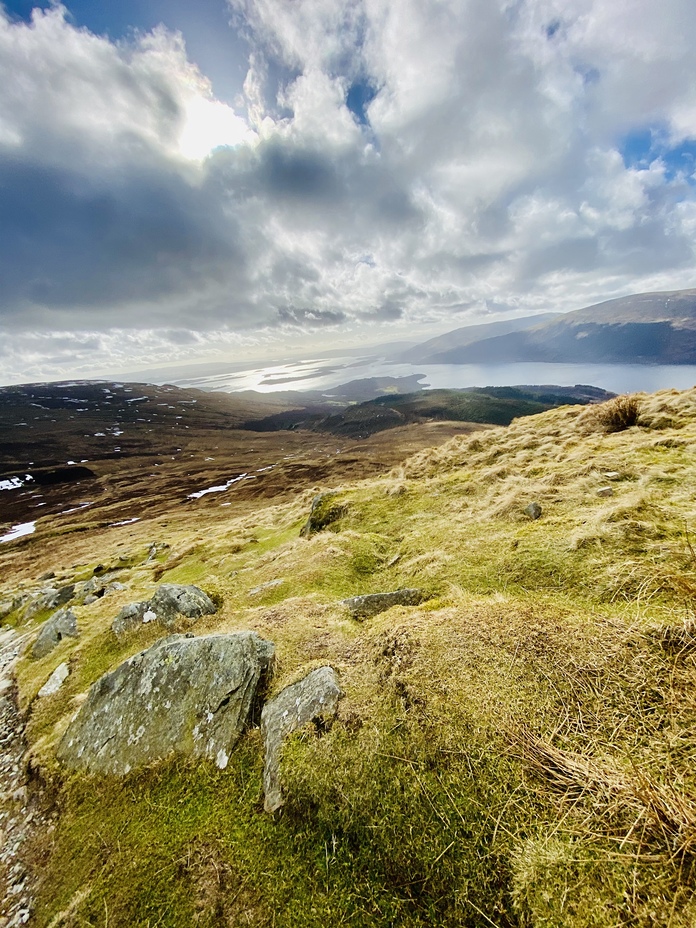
[1,0,696,380]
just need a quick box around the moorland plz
[1,380,696,927]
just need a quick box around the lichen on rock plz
[58,631,275,775]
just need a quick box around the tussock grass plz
[6,386,696,926]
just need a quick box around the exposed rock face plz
[111,584,217,638]
[261,667,343,813]
[300,492,346,537]
[524,502,542,520]
[58,632,275,775]
[31,608,79,659]
[341,588,426,620]
[38,661,69,697]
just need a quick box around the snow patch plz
[0,521,36,543]
[187,474,251,499]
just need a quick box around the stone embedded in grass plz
[112,602,148,638]
[111,583,217,638]
[300,492,346,537]
[341,588,427,620]
[31,608,79,659]
[58,632,275,776]
[38,661,69,697]
[261,666,343,813]
[148,584,217,626]
[596,486,614,497]
[248,578,285,597]
[20,584,76,621]
[523,502,542,520]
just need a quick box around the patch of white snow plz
[0,521,36,543]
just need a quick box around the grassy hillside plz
[4,388,696,926]
[243,386,613,440]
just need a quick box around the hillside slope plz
[410,288,696,364]
[2,388,696,927]
[398,313,560,363]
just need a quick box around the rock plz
[38,662,69,697]
[248,579,285,597]
[111,584,217,638]
[523,502,542,520]
[0,601,14,621]
[300,492,346,537]
[38,571,55,581]
[83,594,98,606]
[20,584,75,621]
[105,581,126,595]
[111,602,148,638]
[31,609,79,659]
[341,588,426,620]
[261,667,343,813]
[148,584,217,627]
[603,471,620,479]
[597,486,614,497]
[58,632,275,776]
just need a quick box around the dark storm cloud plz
[0,155,242,324]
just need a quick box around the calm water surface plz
[168,358,696,396]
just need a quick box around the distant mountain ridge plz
[404,289,696,364]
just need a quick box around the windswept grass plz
[6,386,696,927]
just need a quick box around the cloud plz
[1,0,696,381]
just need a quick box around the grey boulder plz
[523,502,542,520]
[111,583,217,638]
[261,666,343,813]
[341,588,426,621]
[22,584,75,621]
[112,601,149,638]
[58,632,275,775]
[149,584,217,625]
[31,608,79,659]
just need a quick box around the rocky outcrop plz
[58,632,275,775]
[300,492,346,537]
[261,667,343,813]
[111,583,217,638]
[31,608,78,659]
[341,588,426,620]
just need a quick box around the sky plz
[1,0,696,384]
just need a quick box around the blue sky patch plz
[620,127,696,182]
[346,80,377,127]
